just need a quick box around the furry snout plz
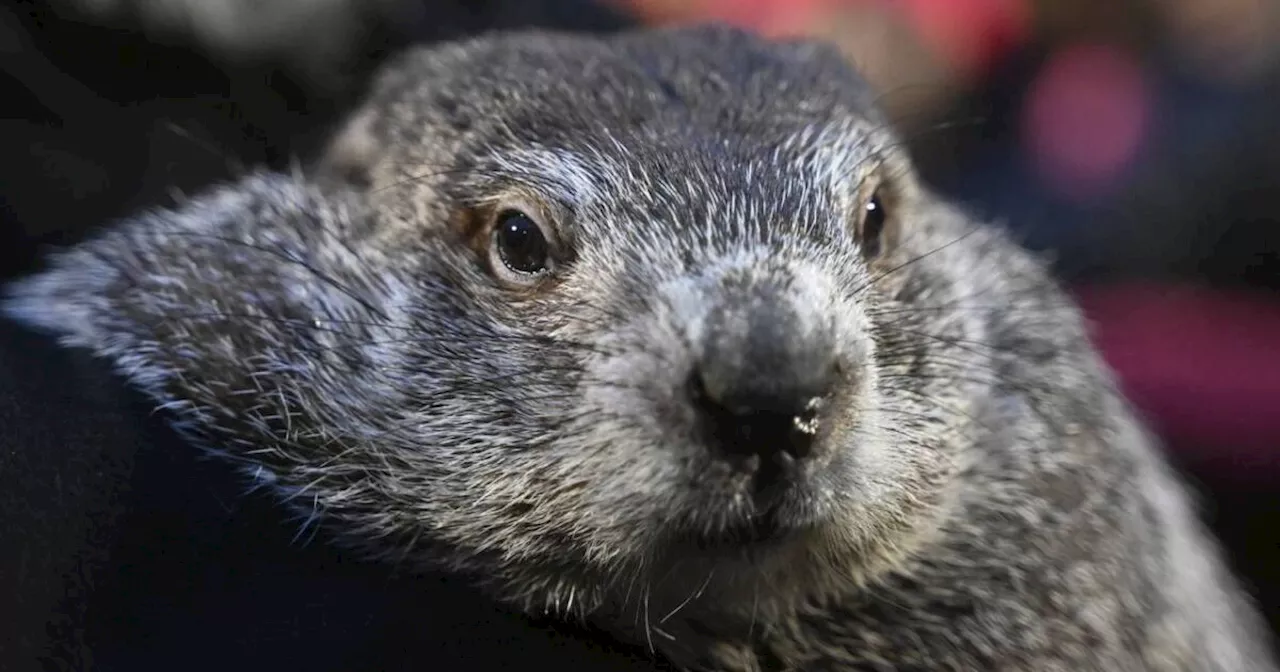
[664,259,860,479]
[696,279,840,419]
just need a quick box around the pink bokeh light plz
[1021,43,1151,201]
[1076,283,1280,477]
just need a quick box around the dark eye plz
[493,209,551,276]
[860,190,887,260]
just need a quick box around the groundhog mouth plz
[660,512,788,556]
[710,507,792,547]
[663,503,827,558]
[720,448,816,506]
[671,455,834,552]
[665,394,848,551]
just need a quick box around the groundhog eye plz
[859,190,887,260]
[493,209,551,276]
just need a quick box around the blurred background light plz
[1021,43,1151,202]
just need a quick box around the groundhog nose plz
[690,370,833,462]
[691,288,840,462]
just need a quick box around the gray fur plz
[6,24,1276,672]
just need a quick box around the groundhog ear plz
[3,172,402,486]
[2,172,382,386]
[316,108,381,188]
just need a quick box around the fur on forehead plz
[355,24,888,163]
[458,115,896,216]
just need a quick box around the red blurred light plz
[896,0,1031,77]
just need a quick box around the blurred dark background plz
[2,0,1276,665]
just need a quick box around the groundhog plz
[7,24,1277,671]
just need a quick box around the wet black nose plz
[690,370,834,462]
[691,285,840,462]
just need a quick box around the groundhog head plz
[8,24,1003,635]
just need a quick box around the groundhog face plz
[315,25,996,617]
[8,25,995,624]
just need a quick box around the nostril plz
[688,369,829,462]
[791,395,826,441]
